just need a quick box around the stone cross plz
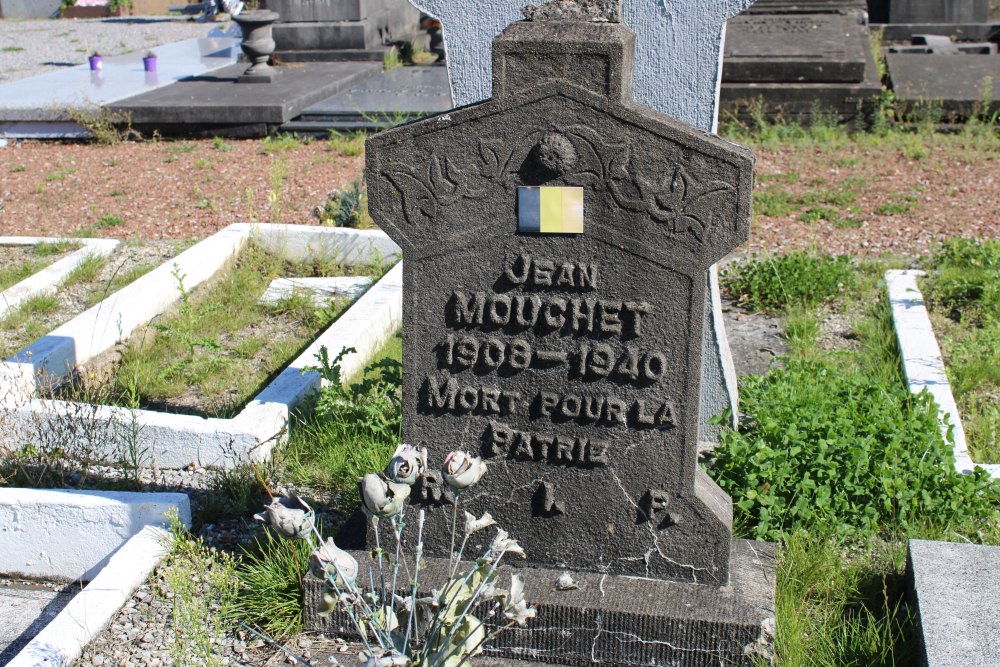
[409,0,756,444]
[366,14,753,583]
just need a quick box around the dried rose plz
[359,473,411,518]
[253,494,314,540]
[385,443,426,486]
[442,451,487,490]
[309,536,359,588]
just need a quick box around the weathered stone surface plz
[268,0,420,57]
[887,52,1000,118]
[305,540,776,666]
[889,0,989,24]
[362,18,753,584]
[724,13,869,83]
[908,539,1000,667]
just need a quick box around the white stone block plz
[0,488,188,581]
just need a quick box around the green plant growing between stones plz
[162,510,239,667]
[328,130,366,157]
[320,179,372,228]
[254,444,536,666]
[156,264,221,364]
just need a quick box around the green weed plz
[64,253,107,286]
[319,179,372,228]
[279,335,402,501]
[96,214,125,229]
[212,136,234,152]
[9,164,27,173]
[722,252,855,313]
[34,240,78,257]
[161,512,239,667]
[261,133,309,155]
[327,130,366,157]
[710,359,998,542]
[0,258,45,291]
[232,521,314,638]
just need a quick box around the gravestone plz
[349,10,776,663]
[265,0,420,60]
[724,13,870,83]
[409,0,754,449]
[889,0,989,24]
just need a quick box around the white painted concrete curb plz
[6,526,172,667]
[0,237,120,320]
[0,488,189,581]
[1,224,402,468]
[886,270,1000,479]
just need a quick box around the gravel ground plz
[0,17,215,83]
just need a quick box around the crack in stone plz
[606,466,710,582]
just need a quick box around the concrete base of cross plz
[303,539,776,666]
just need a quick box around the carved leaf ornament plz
[382,122,734,244]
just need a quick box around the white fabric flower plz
[503,573,537,626]
[253,494,314,540]
[490,528,526,558]
[309,536,359,588]
[442,451,487,490]
[464,510,496,535]
[359,473,411,518]
[385,443,427,485]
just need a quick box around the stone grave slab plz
[284,65,451,132]
[724,13,870,83]
[890,0,989,24]
[259,276,373,306]
[109,61,379,135]
[887,52,1000,118]
[313,12,775,664]
[908,539,1000,667]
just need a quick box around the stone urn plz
[232,10,280,83]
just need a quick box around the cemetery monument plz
[314,3,776,664]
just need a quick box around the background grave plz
[1,224,401,468]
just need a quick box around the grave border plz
[5,526,174,667]
[886,269,1000,479]
[0,236,120,320]
[1,223,402,469]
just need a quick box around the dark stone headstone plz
[311,13,776,664]
[745,0,868,15]
[889,0,989,24]
[365,17,754,585]
[724,13,870,83]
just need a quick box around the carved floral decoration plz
[381,123,736,244]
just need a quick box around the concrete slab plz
[887,53,1000,118]
[886,270,1000,479]
[259,276,373,306]
[723,13,870,83]
[111,60,381,128]
[908,539,1000,667]
[0,582,77,665]
[285,65,452,131]
[0,37,240,123]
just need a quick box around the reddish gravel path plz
[0,131,996,257]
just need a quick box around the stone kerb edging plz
[0,488,189,582]
[886,270,1000,480]
[0,223,402,469]
[6,526,173,667]
[0,236,120,320]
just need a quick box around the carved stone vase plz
[233,10,280,83]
